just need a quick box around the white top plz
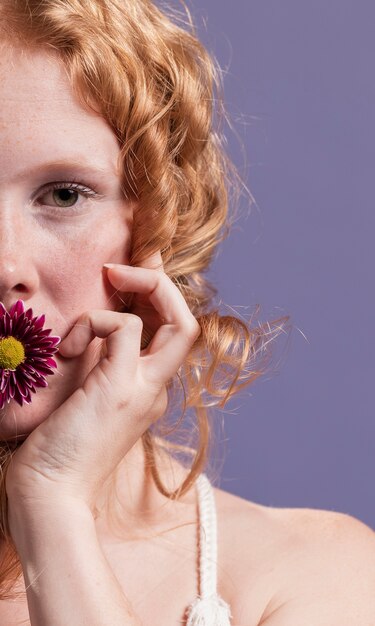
[185,473,232,626]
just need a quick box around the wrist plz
[7,493,94,554]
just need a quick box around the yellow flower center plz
[0,336,26,370]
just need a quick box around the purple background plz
[191,0,374,528]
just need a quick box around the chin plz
[0,387,59,443]
[0,341,101,444]
[0,359,73,443]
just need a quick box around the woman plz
[0,1,373,625]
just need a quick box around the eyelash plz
[36,180,99,212]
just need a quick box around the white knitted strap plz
[185,473,232,626]
[196,472,218,599]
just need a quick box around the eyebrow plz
[10,158,119,182]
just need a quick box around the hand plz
[5,252,201,516]
[118,251,171,349]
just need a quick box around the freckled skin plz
[0,44,133,440]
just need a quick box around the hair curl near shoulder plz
[0,0,291,598]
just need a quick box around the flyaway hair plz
[0,0,291,599]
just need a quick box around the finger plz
[103,265,191,326]
[103,265,201,382]
[58,310,142,382]
[136,249,164,271]
[106,252,164,314]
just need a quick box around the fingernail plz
[103,263,132,271]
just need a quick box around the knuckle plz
[125,312,143,332]
[185,318,201,341]
[152,272,163,290]
[89,308,105,321]
[115,396,131,412]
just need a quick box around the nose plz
[0,204,39,308]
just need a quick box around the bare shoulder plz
[213,486,375,625]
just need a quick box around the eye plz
[48,185,80,209]
[36,182,98,210]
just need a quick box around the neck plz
[93,436,197,542]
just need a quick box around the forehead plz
[0,44,77,111]
[0,44,120,173]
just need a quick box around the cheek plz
[40,216,132,317]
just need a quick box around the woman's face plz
[0,44,133,440]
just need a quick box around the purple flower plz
[0,300,61,409]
